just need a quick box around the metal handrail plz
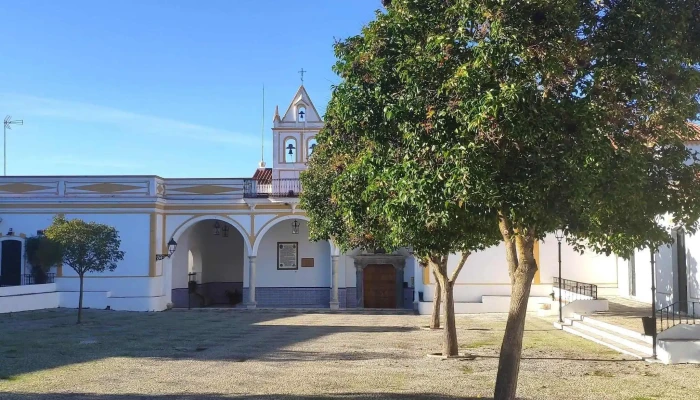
[243,179,302,198]
[553,277,598,301]
[22,273,56,285]
[658,301,699,333]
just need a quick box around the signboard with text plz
[277,242,298,270]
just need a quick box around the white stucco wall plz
[0,212,150,278]
[618,225,700,309]
[539,235,619,287]
[172,226,194,289]
[0,283,59,313]
[198,223,245,283]
[421,234,619,304]
[255,219,331,288]
[343,255,356,287]
[685,231,700,302]
[658,325,700,364]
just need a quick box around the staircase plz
[554,312,654,360]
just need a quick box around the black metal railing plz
[553,277,598,302]
[658,301,700,333]
[243,179,302,198]
[22,273,56,285]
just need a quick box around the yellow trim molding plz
[71,182,146,194]
[0,182,58,194]
[149,213,157,277]
[167,184,242,195]
[255,204,292,210]
[59,275,153,279]
[161,214,166,254]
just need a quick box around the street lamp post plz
[3,116,23,176]
[650,246,657,359]
[554,228,565,323]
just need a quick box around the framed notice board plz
[277,242,298,270]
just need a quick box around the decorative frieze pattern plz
[0,177,246,200]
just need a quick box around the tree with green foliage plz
[300,53,501,357]
[44,216,125,323]
[310,0,700,398]
[25,235,62,284]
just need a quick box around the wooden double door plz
[363,264,397,309]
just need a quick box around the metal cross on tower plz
[298,68,307,84]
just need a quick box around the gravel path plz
[1,308,699,400]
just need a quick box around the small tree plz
[300,83,501,356]
[44,216,125,323]
[25,235,62,284]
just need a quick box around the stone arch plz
[170,215,252,254]
[253,215,336,256]
[168,215,249,308]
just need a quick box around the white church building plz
[0,86,699,318]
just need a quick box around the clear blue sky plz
[0,0,379,177]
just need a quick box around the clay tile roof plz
[252,168,272,183]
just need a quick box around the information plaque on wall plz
[301,258,314,268]
[277,242,298,270]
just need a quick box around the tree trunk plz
[430,253,469,357]
[494,219,538,400]
[442,280,458,356]
[77,273,84,324]
[430,266,442,329]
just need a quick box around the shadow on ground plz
[0,309,418,378]
[0,393,491,400]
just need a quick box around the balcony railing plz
[244,179,302,198]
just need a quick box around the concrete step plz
[554,320,651,360]
[573,313,653,345]
[564,317,653,356]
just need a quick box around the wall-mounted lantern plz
[291,219,300,235]
[155,238,177,261]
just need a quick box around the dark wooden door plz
[676,230,688,313]
[1,240,22,286]
[363,264,396,309]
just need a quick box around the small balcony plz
[243,179,302,198]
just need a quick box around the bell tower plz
[270,85,323,180]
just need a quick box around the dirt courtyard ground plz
[1,308,698,400]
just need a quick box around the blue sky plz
[0,0,379,177]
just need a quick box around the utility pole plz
[3,116,23,176]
